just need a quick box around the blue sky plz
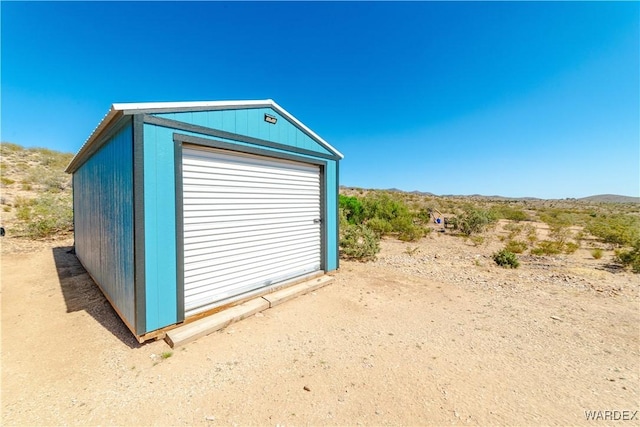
[2,1,638,199]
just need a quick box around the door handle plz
[313,218,322,224]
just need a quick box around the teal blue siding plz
[72,103,340,339]
[143,124,178,331]
[154,107,333,156]
[325,160,339,271]
[73,121,135,328]
[152,121,341,273]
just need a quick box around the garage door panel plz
[184,237,320,267]
[184,211,318,226]
[184,226,319,250]
[185,258,320,302]
[184,164,319,184]
[185,152,318,175]
[185,258,320,299]
[184,223,317,244]
[182,145,322,316]
[184,249,321,285]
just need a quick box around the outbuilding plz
[66,100,343,341]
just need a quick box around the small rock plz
[205,416,216,421]
[550,315,563,321]
[303,386,311,392]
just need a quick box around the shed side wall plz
[73,121,135,327]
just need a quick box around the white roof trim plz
[67,99,343,172]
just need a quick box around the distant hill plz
[340,186,638,203]
[578,194,639,204]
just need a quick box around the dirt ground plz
[1,226,639,426]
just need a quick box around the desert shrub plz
[563,242,579,254]
[391,215,423,242]
[359,192,423,241]
[505,240,528,254]
[468,235,484,246]
[366,217,393,236]
[524,224,538,244]
[549,225,572,244]
[339,195,365,225]
[493,249,520,268]
[339,223,380,261]
[15,194,73,238]
[530,240,578,256]
[454,207,497,236]
[591,248,603,260]
[1,177,15,185]
[614,240,640,273]
[492,206,529,222]
[504,222,523,239]
[586,214,640,247]
[362,193,410,223]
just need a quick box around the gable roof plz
[66,99,343,173]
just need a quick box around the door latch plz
[313,218,322,224]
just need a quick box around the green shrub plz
[362,193,410,223]
[564,242,579,254]
[505,240,528,254]
[339,224,380,261]
[492,206,529,221]
[366,217,393,236]
[614,240,640,273]
[531,241,563,256]
[454,207,496,236]
[1,177,15,185]
[391,215,423,242]
[358,192,423,241]
[531,240,578,256]
[339,195,365,225]
[591,248,603,259]
[586,214,640,247]
[493,249,520,268]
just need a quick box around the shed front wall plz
[73,120,136,330]
[141,111,339,332]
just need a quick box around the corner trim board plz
[133,114,147,335]
[174,139,185,323]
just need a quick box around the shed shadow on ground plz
[52,246,142,349]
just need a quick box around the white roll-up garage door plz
[182,145,321,316]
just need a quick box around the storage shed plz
[66,100,343,341]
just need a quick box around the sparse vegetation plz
[505,240,528,254]
[614,240,640,273]
[586,214,640,247]
[339,220,380,261]
[452,206,497,236]
[404,245,420,256]
[15,194,73,238]
[591,248,603,260]
[493,249,520,268]
[1,143,74,239]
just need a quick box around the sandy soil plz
[1,229,639,426]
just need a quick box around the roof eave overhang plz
[65,99,343,174]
